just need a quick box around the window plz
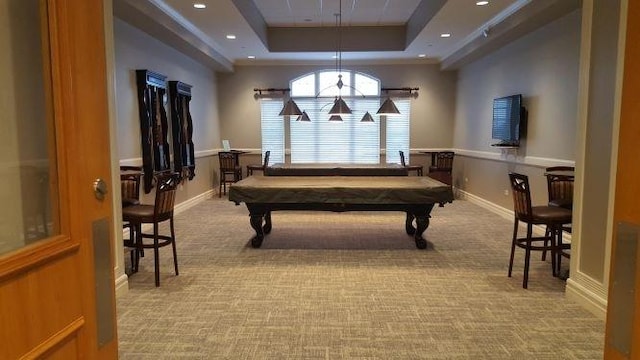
[260,70,410,163]
[385,99,411,164]
[259,99,285,163]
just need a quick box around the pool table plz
[228,176,454,249]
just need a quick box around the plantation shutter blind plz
[385,99,411,164]
[290,98,379,163]
[260,99,285,163]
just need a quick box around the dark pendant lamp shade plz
[296,111,311,122]
[360,111,375,122]
[279,98,303,116]
[328,97,352,114]
[328,114,343,122]
[376,97,400,115]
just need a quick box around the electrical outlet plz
[503,189,509,196]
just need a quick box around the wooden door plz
[0,0,117,359]
[604,1,640,359]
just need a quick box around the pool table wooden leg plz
[413,214,430,249]
[263,211,272,234]
[405,212,416,235]
[249,213,265,248]
[411,204,434,249]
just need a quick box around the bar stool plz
[122,172,180,287]
[218,151,243,196]
[507,173,572,288]
[246,150,270,177]
[399,150,423,176]
[427,151,454,185]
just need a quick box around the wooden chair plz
[428,151,454,185]
[508,173,572,288]
[246,150,270,177]
[120,166,143,207]
[399,150,423,176]
[218,151,243,197]
[120,166,143,273]
[122,172,180,287]
[541,167,574,263]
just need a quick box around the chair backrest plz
[154,172,179,221]
[120,166,143,203]
[508,172,533,221]
[434,151,455,170]
[547,174,574,203]
[399,150,407,166]
[218,152,237,172]
[263,150,271,168]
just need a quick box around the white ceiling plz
[114,0,579,71]
[158,0,519,63]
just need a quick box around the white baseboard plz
[115,272,129,297]
[456,188,514,221]
[565,273,608,320]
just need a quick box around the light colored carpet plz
[117,197,604,359]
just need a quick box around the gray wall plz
[453,9,582,208]
[217,64,457,152]
[113,18,221,203]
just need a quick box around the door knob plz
[93,178,108,200]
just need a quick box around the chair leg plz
[134,223,143,272]
[541,226,550,261]
[550,226,558,277]
[219,175,223,198]
[170,217,179,276]
[522,224,533,289]
[508,217,518,277]
[153,223,160,287]
[555,226,563,276]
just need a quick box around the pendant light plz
[328,114,343,122]
[360,111,375,122]
[376,97,400,115]
[296,111,311,122]
[279,98,302,116]
[328,94,351,115]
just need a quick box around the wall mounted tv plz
[491,94,526,147]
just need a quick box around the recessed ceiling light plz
[193,3,206,9]
[418,54,426,58]
[476,1,489,5]
[440,33,451,38]
[247,55,255,59]
[226,34,236,40]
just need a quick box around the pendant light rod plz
[381,87,419,92]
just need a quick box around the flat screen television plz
[491,94,524,147]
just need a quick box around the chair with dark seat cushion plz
[218,151,243,197]
[427,151,454,185]
[120,166,143,207]
[541,167,574,263]
[246,150,270,177]
[122,172,180,287]
[399,150,423,176]
[120,166,143,273]
[508,172,572,288]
